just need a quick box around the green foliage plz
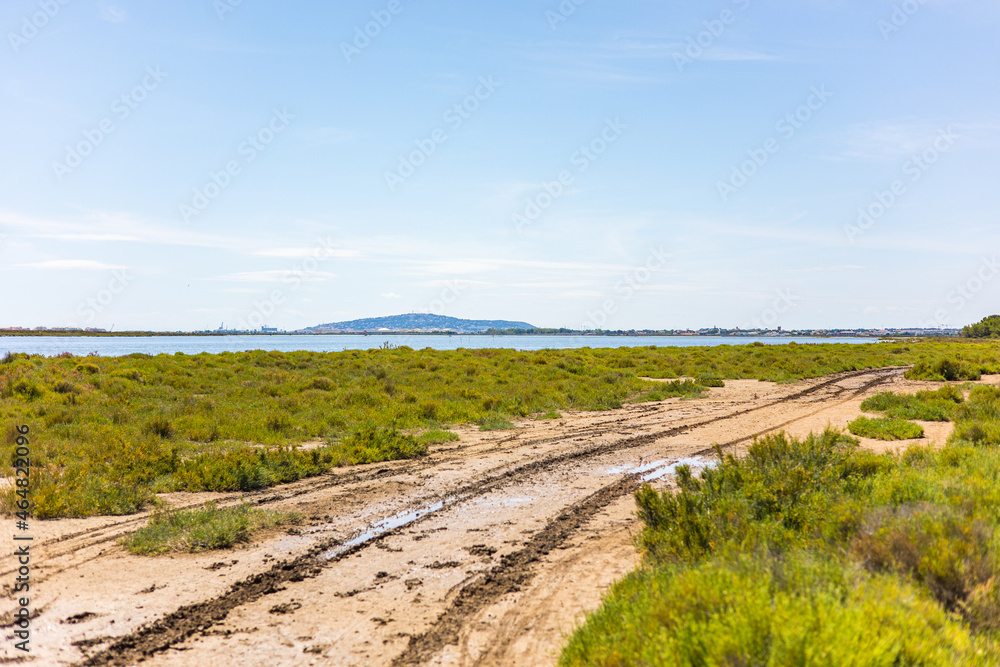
[120,502,302,555]
[334,425,427,465]
[3,340,1000,517]
[560,554,996,667]
[963,314,1000,338]
[173,446,336,492]
[416,429,460,446]
[861,386,963,421]
[564,383,1000,664]
[636,380,705,402]
[478,414,516,431]
[906,358,982,382]
[696,376,725,387]
[635,430,864,562]
[848,415,925,440]
[536,411,562,420]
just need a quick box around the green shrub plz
[478,415,515,431]
[120,502,302,555]
[861,390,960,421]
[906,359,981,382]
[848,416,924,440]
[417,429,460,445]
[560,553,997,667]
[335,425,426,465]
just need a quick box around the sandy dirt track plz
[1,367,973,666]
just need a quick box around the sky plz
[1,0,998,332]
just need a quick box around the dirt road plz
[1,367,957,666]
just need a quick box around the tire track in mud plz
[390,368,903,666]
[74,368,895,666]
[390,477,642,667]
[16,367,893,575]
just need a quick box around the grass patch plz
[848,415,925,440]
[906,358,981,381]
[636,379,706,402]
[417,429,460,445]
[478,415,515,431]
[120,502,302,555]
[860,385,963,421]
[536,411,562,420]
[560,382,1000,665]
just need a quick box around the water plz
[0,334,885,357]
[321,497,463,561]
[606,456,718,481]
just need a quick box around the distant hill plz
[301,313,536,334]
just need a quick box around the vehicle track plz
[3,367,898,585]
[69,367,899,667]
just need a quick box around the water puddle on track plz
[606,457,718,482]
[321,495,466,560]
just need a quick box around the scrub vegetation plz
[2,340,1000,518]
[119,502,302,555]
[560,383,1000,666]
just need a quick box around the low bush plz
[860,387,962,421]
[848,415,924,440]
[120,502,302,555]
[564,383,1000,664]
[906,359,981,382]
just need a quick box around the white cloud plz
[252,247,362,259]
[214,270,337,283]
[14,260,129,270]
[100,4,126,23]
[381,292,402,299]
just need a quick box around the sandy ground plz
[0,367,973,666]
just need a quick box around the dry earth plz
[2,368,988,666]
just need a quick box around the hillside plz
[300,313,536,333]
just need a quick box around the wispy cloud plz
[14,260,129,270]
[214,270,337,283]
[252,247,362,259]
[100,4,126,23]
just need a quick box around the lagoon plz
[0,334,885,357]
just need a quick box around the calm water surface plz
[1,335,885,357]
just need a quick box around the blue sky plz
[1,0,998,331]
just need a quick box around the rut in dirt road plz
[73,367,900,667]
